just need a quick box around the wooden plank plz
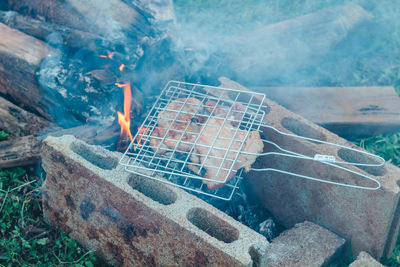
[251,85,400,137]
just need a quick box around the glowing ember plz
[134,127,149,150]
[99,52,115,59]
[116,82,133,149]
[119,64,125,72]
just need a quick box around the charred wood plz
[46,123,120,147]
[0,11,110,52]
[0,23,56,120]
[0,96,54,136]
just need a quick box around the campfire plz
[1,1,400,266]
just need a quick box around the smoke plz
[34,0,400,131]
[166,0,400,88]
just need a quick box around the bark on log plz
[251,86,400,137]
[0,123,120,168]
[0,96,54,136]
[222,4,372,85]
[7,0,154,41]
[0,23,56,120]
[0,11,108,51]
[0,135,41,168]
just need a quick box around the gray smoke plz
[167,1,399,87]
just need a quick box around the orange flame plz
[116,82,133,144]
[119,64,125,72]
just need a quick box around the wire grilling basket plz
[119,81,385,201]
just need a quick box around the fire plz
[99,52,114,59]
[119,64,125,72]
[116,82,133,147]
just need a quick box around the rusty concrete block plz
[219,77,400,260]
[41,135,268,266]
[265,221,345,267]
[349,252,384,267]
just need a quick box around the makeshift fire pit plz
[38,78,400,265]
[1,1,400,266]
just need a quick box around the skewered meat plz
[188,117,263,189]
[150,97,205,154]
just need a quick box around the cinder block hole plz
[337,148,386,176]
[128,175,177,205]
[187,207,239,243]
[70,142,118,170]
[397,180,400,187]
[281,117,327,144]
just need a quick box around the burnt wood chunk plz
[0,23,56,120]
[0,96,53,136]
[251,86,400,137]
[0,135,41,168]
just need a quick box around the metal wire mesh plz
[119,81,266,200]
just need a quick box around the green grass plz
[0,167,102,266]
[0,131,9,141]
[353,133,400,266]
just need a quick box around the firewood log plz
[7,0,154,41]
[0,123,121,169]
[0,10,109,52]
[0,23,56,120]
[0,135,41,168]
[0,96,54,136]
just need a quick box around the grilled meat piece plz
[150,97,205,154]
[188,117,263,189]
[150,97,263,190]
[205,100,247,127]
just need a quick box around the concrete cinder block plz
[219,77,400,260]
[41,135,268,266]
[349,251,384,267]
[265,221,346,267]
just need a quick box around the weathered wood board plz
[251,86,400,137]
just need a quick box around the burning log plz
[0,135,41,168]
[0,11,109,52]
[0,96,54,136]
[0,23,56,120]
[222,4,372,84]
